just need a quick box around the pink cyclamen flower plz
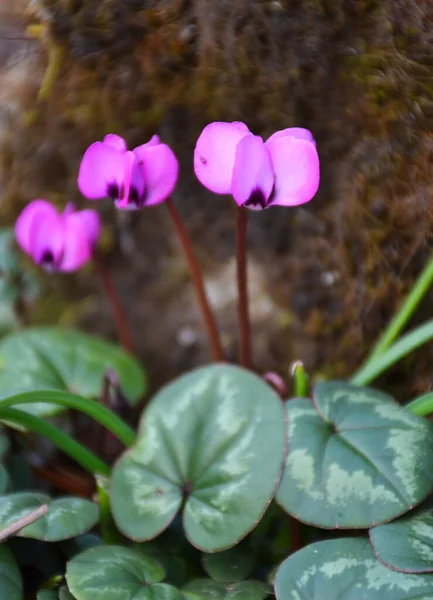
[194,122,320,209]
[15,200,100,272]
[78,134,179,210]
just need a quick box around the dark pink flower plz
[194,122,320,209]
[78,134,179,210]
[15,200,100,272]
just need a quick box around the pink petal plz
[78,142,125,200]
[266,136,320,207]
[133,143,179,206]
[103,134,127,153]
[231,135,274,209]
[29,211,65,268]
[193,122,250,194]
[59,215,92,272]
[70,209,100,246]
[115,151,147,210]
[134,135,161,151]
[15,200,58,255]
[266,127,316,145]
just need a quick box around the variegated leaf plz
[0,493,99,541]
[66,545,182,600]
[274,537,433,599]
[277,382,433,528]
[110,364,287,552]
[370,499,433,573]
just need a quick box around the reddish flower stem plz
[93,255,135,355]
[166,198,224,362]
[236,207,251,368]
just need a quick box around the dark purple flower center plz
[40,249,59,272]
[107,182,145,208]
[244,188,268,209]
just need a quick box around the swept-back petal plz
[78,142,125,200]
[59,216,92,272]
[134,135,161,151]
[29,211,65,268]
[69,209,100,246]
[15,200,58,255]
[266,127,316,145]
[231,135,274,209]
[194,122,250,194]
[133,143,178,206]
[103,134,127,153]
[266,135,320,207]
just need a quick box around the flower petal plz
[231,135,274,209]
[15,200,59,255]
[78,142,125,200]
[115,151,147,210]
[266,127,316,145]
[194,122,250,194]
[103,134,127,153]
[133,143,179,206]
[59,215,93,272]
[29,211,65,268]
[71,209,100,246]
[134,135,161,151]
[266,135,320,207]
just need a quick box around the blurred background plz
[1,0,433,398]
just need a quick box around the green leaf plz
[110,364,287,552]
[0,544,22,600]
[370,499,433,573]
[0,327,146,416]
[66,545,183,600]
[0,492,99,541]
[37,588,75,600]
[182,579,270,600]
[202,545,255,582]
[277,382,433,528]
[274,537,433,599]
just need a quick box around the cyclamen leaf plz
[183,579,270,600]
[277,381,433,528]
[0,327,146,417]
[274,537,433,599]
[110,364,287,552]
[0,493,99,541]
[202,545,256,582]
[370,499,433,573]
[66,545,183,600]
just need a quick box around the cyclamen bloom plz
[194,122,320,209]
[78,134,179,210]
[15,200,100,272]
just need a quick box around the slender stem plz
[93,255,135,355]
[236,207,251,368]
[358,252,433,370]
[0,504,49,542]
[351,319,433,386]
[0,390,136,447]
[96,475,123,544]
[405,392,433,417]
[0,408,110,476]
[166,198,224,362]
[291,361,309,397]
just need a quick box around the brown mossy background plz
[1,0,433,398]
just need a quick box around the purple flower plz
[78,134,179,210]
[15,200,100,272]
[194,122,320,209]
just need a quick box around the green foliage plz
[0,327,147,416]
[0,545,22,600]
[277,381,433,528]
[110,364,287,551]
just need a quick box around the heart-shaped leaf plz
[0,327,146,416]
[370,499,433,573]
[274,537,433,599]
[202,544,256,582]
[0,493,99,541]
[110,364,287,551]
[183,579,270,599]
[0,544,22,600]
[277,382,433,528]
[66,545,183,600]
[37,588,75,600]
